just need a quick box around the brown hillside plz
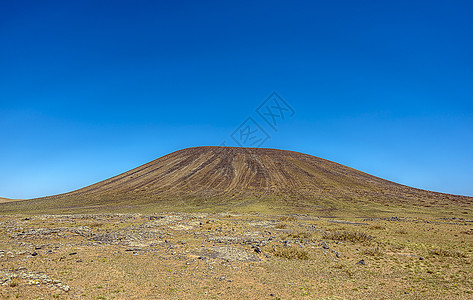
[2,147,471,214]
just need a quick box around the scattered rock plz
[197,247,260,262]
[0,269,66,291]
[61,284,70,292]
[356,259,366,265]
[252,245,262,253]
[320,241,329,249]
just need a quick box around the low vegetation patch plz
[322,230,374,243]
[286,231,312,239]
[279,216,297,222]
[269,245,310,260]
[429,249,467,258]
[369,225,385,230]
[361,246,384,256]
[275,223,287,229]
[9,277,20,287]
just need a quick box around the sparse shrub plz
[269,245,309,260]
[429,249,467,258]
[331,264,354,277]
[369,225,385,230]
[322,230,374,243]
[275,223,287,229]
[287,231,312,239]
[395,229,408,234]
[390,244,406,251]
[279,216,297,222]
[362,246,384,256]
[9,277,20,287]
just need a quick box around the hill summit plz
[2,147,471,214]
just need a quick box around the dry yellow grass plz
[0,211,471,299]
[322,230,374,243]
[268,245,310,260]
[429,249,467,258]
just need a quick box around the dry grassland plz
[0,212,472,299]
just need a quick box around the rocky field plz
[0,213,472,299]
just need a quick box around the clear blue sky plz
[1,0,472,199]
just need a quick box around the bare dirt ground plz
[1,213,472,299]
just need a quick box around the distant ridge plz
[2,147,472,214]
[0,197,23,203]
